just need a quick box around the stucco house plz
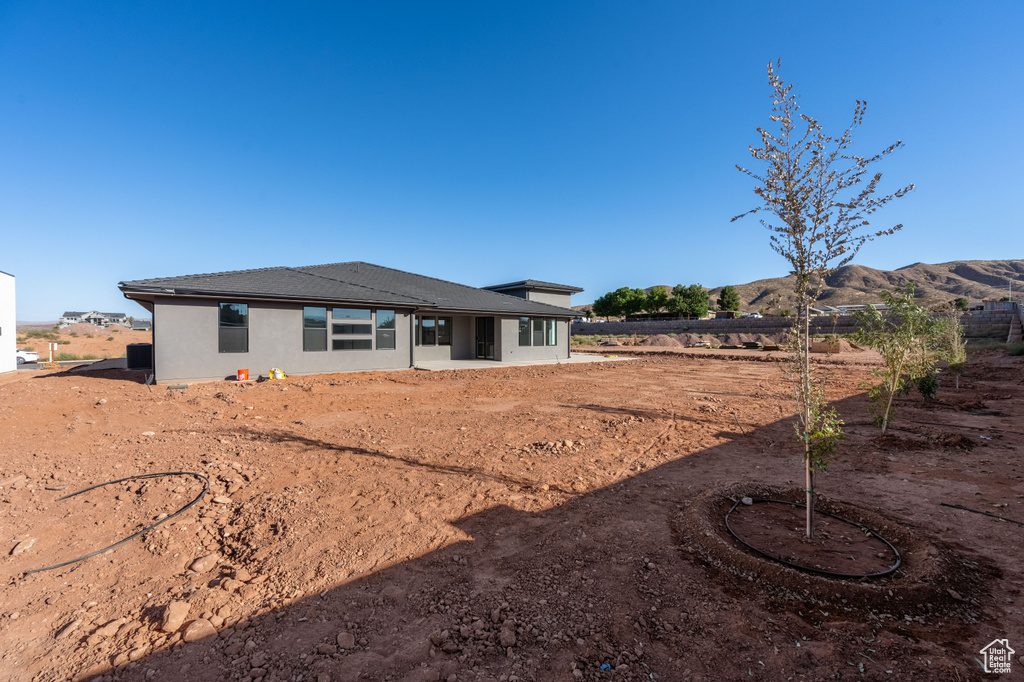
[118,262,582,384]
[60,311,129,328]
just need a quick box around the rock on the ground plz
[182,618,217,642]
[189,553,219,573]
[161,601,190,633]
[499,628,516,647]
[10,538,36,556]
[317,643,337,655]
[336,631,355,649]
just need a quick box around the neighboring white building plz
[0,271,15,374]
[60,310,129,328]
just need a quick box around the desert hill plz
[576,260,1024,313]
[709,260,1024,311]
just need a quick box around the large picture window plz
[303,307,327,351]
[331,307,373,351]
[519,317,557,347]
[219,303,248,353]
[376,310,396,350]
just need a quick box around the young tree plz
[854,284,944,433]
[717,285,741,312]
[668,284,710,318]
[937,301,967,390]
[644,287,670,315]
[733,61,913,537]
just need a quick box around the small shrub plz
[107,336,114,341]
[57,339,71,345]
[1008,342,1024,357]
[55,353,80,361]
[81,354,99,360]
[68,332,79,337]
[23,329,58,340]
[915,371,940,402]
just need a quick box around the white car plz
[16,349,39,365]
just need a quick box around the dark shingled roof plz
[483,279,584,294]
[119,262,580,317]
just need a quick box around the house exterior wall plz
[0,272,15,374]
[452,316,474,360]
[152,297,413,383]
[527,291,573,308]
[497,317,570,361]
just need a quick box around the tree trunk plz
[803,302,814,538]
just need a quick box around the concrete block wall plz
[572,310,1013,339]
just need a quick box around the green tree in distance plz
[717,285,741,312]
[643,287,670,315]
[591,287,647,319]
[733,61,913,538]
[668,284,710,318]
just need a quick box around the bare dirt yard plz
[16,324,152,362]
[1,349,1021,681]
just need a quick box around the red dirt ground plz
[1,349,1021,681]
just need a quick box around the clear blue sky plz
[3,2,1022,320]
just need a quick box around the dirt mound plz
[60,322,109,336]
[639,334,681,347]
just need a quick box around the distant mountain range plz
[576,260,1024,313]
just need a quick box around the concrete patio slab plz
[414,354,633,372]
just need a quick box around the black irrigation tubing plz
[903,419,1024,436]
[724,498,902,579]
[24,472,209,576]
[940,502,1024,528]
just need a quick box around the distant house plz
[0,271,14,375]
[60,311,129,328]
[130,318,153,331]
[118,262,582,384]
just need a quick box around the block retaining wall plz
[572,310,1015,339]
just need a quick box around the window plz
[331,307,373,351]
[333,339,372,350]
[333,308,372,320]
[421,317,436,345]
[519,317,558,347]
[303,307,327,352]
[376,310,396,350]
[416,316,452,346]
[332,323,372,335]
[219,303,248,353]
